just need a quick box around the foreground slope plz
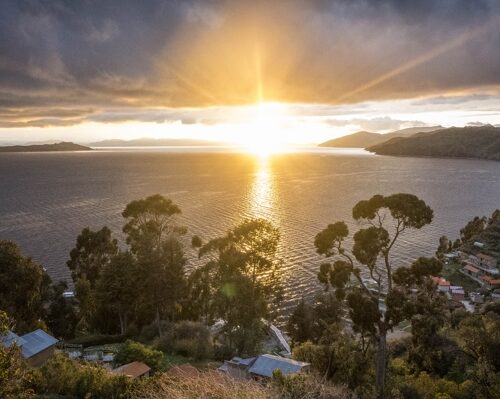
[367,126,500,161]
[319,126,442,148]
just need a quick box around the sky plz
[1,0,500,145]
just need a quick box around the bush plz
[138,321,173,344]
[156,321,213,359]
[114,340,164,372]
[34,354,131,398]
[271,370,353,399]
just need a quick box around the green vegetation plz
[1,193,500,398]
[0,241,51,333]
[0,142,92,152]
[368,126,500,161]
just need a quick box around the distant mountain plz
[367,126,500,161]
[318,126,442,148]
[0,142,92,153]
[90,138,224,147]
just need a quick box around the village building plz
[0,329,59,367]
[112,361,151,379]
[219,354,310,380]
[462,252,499,287]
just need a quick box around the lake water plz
[1,147,499,314]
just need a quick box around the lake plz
[1,147,499,314]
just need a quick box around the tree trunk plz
[156,307,162,338]
[118,311,125,335]
[375,328,387,399]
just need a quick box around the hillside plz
[318,126,442,148]
[367,126,500,161]
[0,142,92,153]
[91,138,223,147]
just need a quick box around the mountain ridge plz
[367,126,500,161]
[318,126,442,148]
[0,142,92,153]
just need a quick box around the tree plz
[0,311,35,399]
[122,195,187,335]
[460,216,487,244]
[67,226,118,287]
[288,293,343,345]
[314,193,436,398]
[0,240,51,333]
[95,251,137,335]
[122,194,185,256]
[195,219,282,355]
[114,340,164,372]
[436,235,450,259]
[46,281,78,339]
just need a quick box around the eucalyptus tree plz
[195,218,282,355]
[67,226,118,287]
[0,240,51,333]
[95,251,136,335]
[314,193,439,398]
[122,195,187,335]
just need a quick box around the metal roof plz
[247,354,309,378]
[1,331,27,348]
[20,329,58,358]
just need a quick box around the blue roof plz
[248,354,309,378]
[1,331,26,348]
[20,329,58,358]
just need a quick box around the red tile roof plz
[112,361,150,379]
[464,265,479,273]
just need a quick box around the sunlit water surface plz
[1,147,499,317]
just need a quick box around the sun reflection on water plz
[248,155,278,222]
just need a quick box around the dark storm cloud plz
[1,0,499,127]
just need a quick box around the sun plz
[237,102,289,157]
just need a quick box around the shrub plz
[156,321,213,359]
[35,354,131,398]
[114,340,164,372]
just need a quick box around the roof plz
[431,277,450,286]
[247,354,309,378]
[112,361,151,379]
[490,279,500,286]
[451,289,465,295]
[165,364,200,378]
[1,331,26,349]
[478,253,495,261]
[1,329,58,359]
[464,265,479,273]
[19,329,58,358]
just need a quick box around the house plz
[219,354,310,380]
[450,286,465,302]
[112,361,151,379]
[431,276,451,292]
[477,253,497,270]
[1,329,59,367]
[481,276,500,288]
[461,252,499,287]
[463,264,480,279]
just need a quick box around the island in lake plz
[90,138,224,147]
[367,126,500,161]
[318,126,442,148]
[0,142,92,153]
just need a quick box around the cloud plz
[325,116,429,132]
[1,0,500,127]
